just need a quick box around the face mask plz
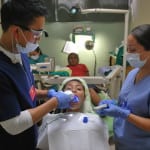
[16,42,39,54]
[16,28,39,54]
[126,53,147,68]
[30,55,39,60]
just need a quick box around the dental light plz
[70,6,80,15]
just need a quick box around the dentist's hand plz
[47,89,56,98]
[97,103,130,119]
[47,89,72,109]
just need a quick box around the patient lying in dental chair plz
[37,77,110,150]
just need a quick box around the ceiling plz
[44,0,129,22]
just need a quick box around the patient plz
[37,77,110,150]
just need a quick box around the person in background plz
[115,44,133,76]
[37,77,110,150]
[28,46,49,64]
[96,24,150,150]
[67,52,89,76]
[0,1,73,149]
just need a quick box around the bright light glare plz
[75,35,93,49]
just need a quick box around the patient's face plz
[63,80,85,111]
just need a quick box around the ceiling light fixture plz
[70,6,80,15]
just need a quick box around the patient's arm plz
[89,88,101,106]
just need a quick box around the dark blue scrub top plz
[0,52,38,150]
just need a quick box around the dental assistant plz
[0,0,72,150]
[97,24,150,150]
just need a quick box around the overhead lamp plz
[70,6,80,15]
[72,26,95,44]
[85,40,94,50]
[62,41,78,54]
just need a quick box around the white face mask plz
[16,42,39,54]
[30,55,39,60]
[126,53,147,68]
[16,28,39,54]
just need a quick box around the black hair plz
[1,0,48,31]
[68,53,79,61]
[35,46,42,55]
[131,24,150,51]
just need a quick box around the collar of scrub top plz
[0,46,22,64]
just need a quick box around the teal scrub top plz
[29,54,49,64]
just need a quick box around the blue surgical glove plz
[96,99,117,117]
[47,89,56,98]
[97,103,130,119]
[47,89,72,109]
[99,99,117,105]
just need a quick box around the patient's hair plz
[62,79,85,92]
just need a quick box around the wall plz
[40,22,124,75]
[1,0,150,75]
[130,0,150,29]
[0,1,124,76]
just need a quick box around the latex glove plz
[97,103,130,119]
[96,99,117,117]
[47,89,56,98]
[48,89,72,109]
[99,99,117,105]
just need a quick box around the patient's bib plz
[37,112,109,150]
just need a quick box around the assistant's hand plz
[99,99,117,105]
[97,103,130,119]
[47,89,72,109]
[96,99,117,117]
